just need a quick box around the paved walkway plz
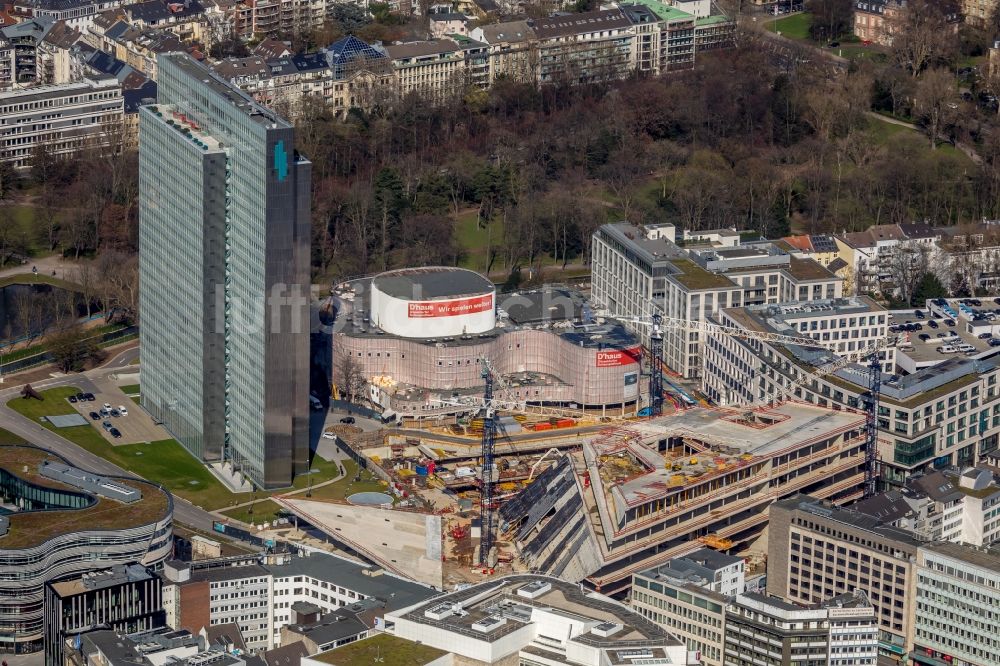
[866,111,983,165]
[0,255,77,282]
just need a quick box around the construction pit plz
[271,400,869,595]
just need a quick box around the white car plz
[322,431,336,440]
[118,405,128,416]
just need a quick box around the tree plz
[48,324,100,373]
[889,241,931,304]
[335,355,367,405]
[890,0,958,76]
[914,68,955,149]
[806,0,854,42]
[912,271,948,305]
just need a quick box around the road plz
[0,347,217,531]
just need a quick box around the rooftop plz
[49,564,154,597]
[592,404,864,509]
[532,8,633,38]
[774,494,924,549]
[667,258,733,290]
[371,266,494,301]
[921,540,1000,571]
[0,445,171,550]
[394,574,681,647]
[264,552,436,612]
[161,52,290,129]
[309,633,447,666]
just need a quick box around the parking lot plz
[64,376,171,445]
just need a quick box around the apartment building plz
[468,20,536,83]
[934,223,1000,293]
[160,553,435,652]
[0,17,55,88]
[724,591,878,666]
[631,549,743,666]
[98,20,186,79]
[533,9,634,84]
[590,222,841,379]
[912,541,1000,666]
[622,1,695,74]
[836,223,940,295]
[853,0,904,46]
[768,494,921,661]
[878,465,1000,546]
[216,36,394,118]
[384,38,480,102]
[0,75,123,167]
[13,0,123,30]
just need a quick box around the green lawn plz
[0,273,82,290]
[220,499,285,524]
[311,634,446,666]
[0,427,26,445]
[868,117,977,167]
[120,384,140,396]
[303,458,388,502]
[766,13,812,41]
[6,386,345,509]
[455,210,505,272]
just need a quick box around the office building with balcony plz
[767,494,921,661]
[139,52,311,489]
[0,445,172,656]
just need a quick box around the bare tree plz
[890,0,957,77]
[914,68,955,149]
[335,354,367,404]
[889,240,931,304]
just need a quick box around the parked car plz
[928,320,939,328]
[945,319,956,326]
[937,345,958,354]
[990,339,1000,347]
[84,392,95,401]
[103,402,112,410]
[919,333,931,341]
[340,416,356,424]
[957,344,977,353]
[110,428,122,439]
[68,396,77,403]
[322,432,336,440]
[979,332,993,339]
[110,409,120,417]
[102,421,113,431]
[915,310,925,318]
[75,392,86,401]
[118,405,128,416]
[89,411,100,420]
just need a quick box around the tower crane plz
[614,313,893,499]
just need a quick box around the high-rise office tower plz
[139,53,311,489]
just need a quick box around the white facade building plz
[385,575,692,666]
[0,76,123,167]
[913,541,1000,666]
[590,223,841,379]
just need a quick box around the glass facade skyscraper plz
[139,53,311,489]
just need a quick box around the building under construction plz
[500,401,868,595]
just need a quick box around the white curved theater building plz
[333,268,645,417]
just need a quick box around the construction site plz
[272,274,889,596]
[273,397,869,596]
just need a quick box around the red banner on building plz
[596,347,642,367]
[408,294,494,318]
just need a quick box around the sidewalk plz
[0,255,76,282]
